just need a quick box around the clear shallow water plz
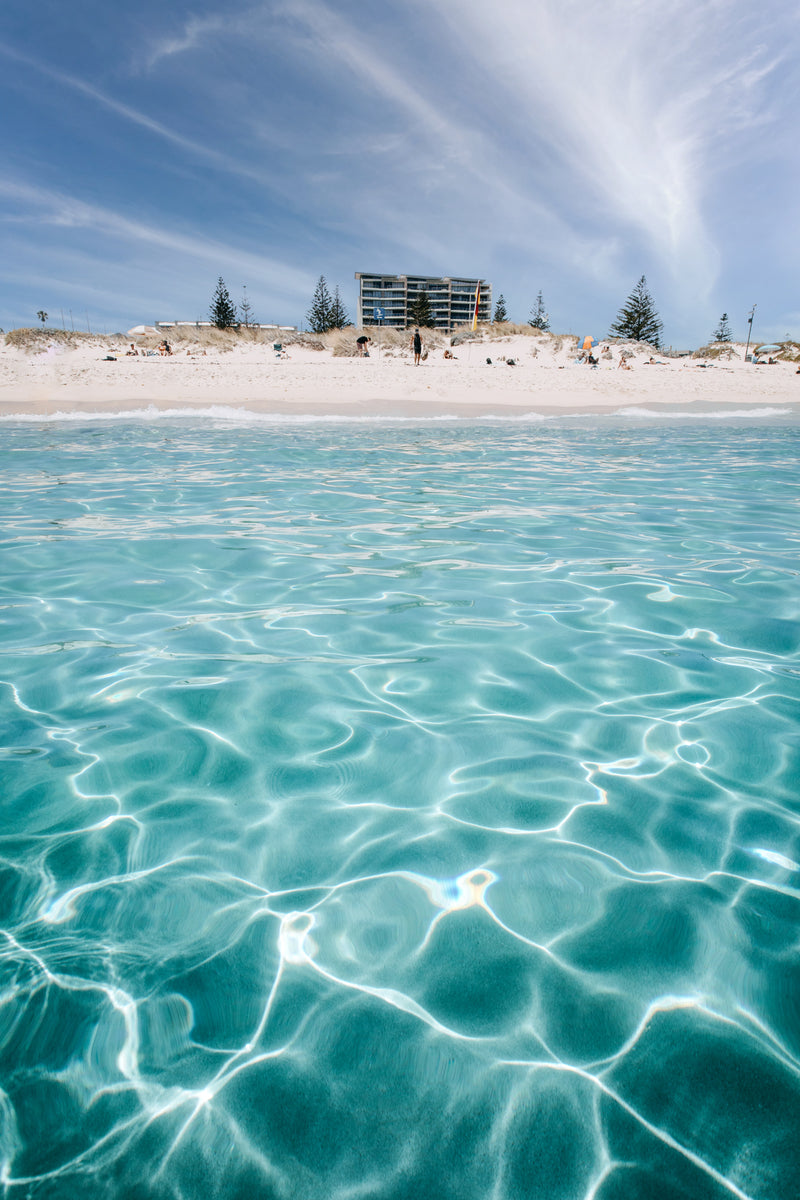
[1,417,799,1200]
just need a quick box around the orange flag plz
[471,283,481,331]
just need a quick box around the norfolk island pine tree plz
[529,291,550,332]
[239,288,255,328]
[609,276,663,348]
[307,276,334,333]
[408,289,434,329]
[329,285,350,330]
[209,278,238,329]
[713,313,732,342]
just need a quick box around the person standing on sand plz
[411,328,422,365]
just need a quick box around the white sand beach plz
[2,328,798,419]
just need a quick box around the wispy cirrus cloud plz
[0,42,278,188]
[141,13,229,70]
[97,0,790,300]
[415,0,787,295]
[0,178,314,297]
[266,0,616,267]
[0,0,796,337]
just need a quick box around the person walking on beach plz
[411,328,423,365]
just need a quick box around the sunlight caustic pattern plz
[1,418,799,1199]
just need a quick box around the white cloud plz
[142,14,229,70]
[1,0,796,338]
[0,179,314,298]
[415,0,786,299]
[271,0,612,266]
[0,42,275,189]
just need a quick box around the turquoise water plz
[1,417,799,1200]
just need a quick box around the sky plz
[1,0,798,347]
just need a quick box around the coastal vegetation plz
[330,285,349,330]
[307,276,351,333]
[407,289,434,328]
[306,275,332,332]
[239,287,256,327]
[713,313,732,342]
[692,343,739,360]
[209,277,238,329]
[529,290,550,332]
[5,327,107,350]
[18,273,797,353]
[609,276,663,347]
[6,321,799,363]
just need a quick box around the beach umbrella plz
[581,335,597,351]
[755,344,781,353]
[127,324,159,336]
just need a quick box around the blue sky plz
[1,0,798,346]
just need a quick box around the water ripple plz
[1,419,799,1199]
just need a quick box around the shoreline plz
[2,332,798,420]
[2,400,798,423]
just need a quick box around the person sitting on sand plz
[411,328,423,365]
[618,356,632,370]
[126,343,139,356]
[443,349,457,359]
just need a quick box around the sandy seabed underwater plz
[1,415,799,1200]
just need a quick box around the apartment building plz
[355,273,492,331]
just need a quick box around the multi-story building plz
[355,273,492,331]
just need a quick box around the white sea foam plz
[618,406,792,420]
[0,403,795,425]
[0,404,556,424]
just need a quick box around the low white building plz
[154,321,297,332]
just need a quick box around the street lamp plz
[744,304,756,362]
